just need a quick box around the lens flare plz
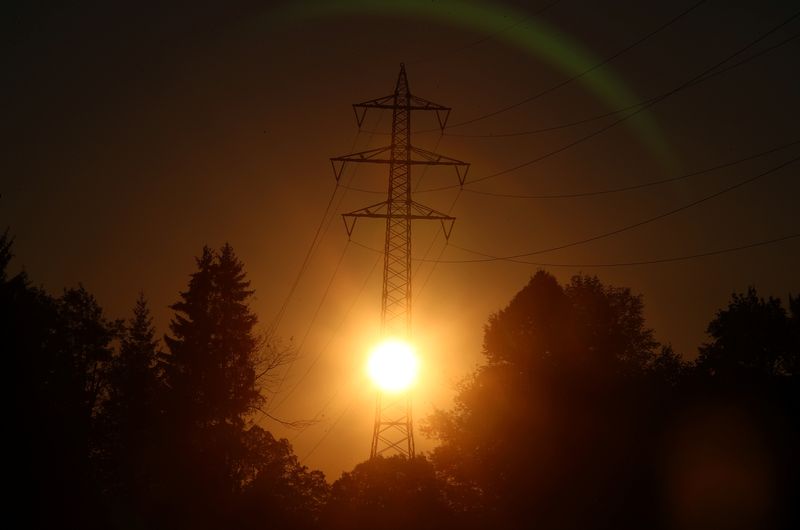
[367,339,419,392]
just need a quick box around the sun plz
[367,339,419,392]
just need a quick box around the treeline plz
[422,272,799,530]
[4,234,325,530]
[4,230,799,530]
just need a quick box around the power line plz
[267,111,383,337]
[268,109,387,411]
[280,130,447,427]
[446,30,799,139]
[353,232,799,269]
[289,7,798,458]
[288,256,382,444]
[301,397,356,464]
[269,112,387,412]
[414,189,462,302]
[273,252,382,413]
[268,239,351,409]
[339,27,800,198]
[425,15,800,193]
[292,386,341,444]
[442,0,708,130]
[430,154,800,262]
[446,233,800,267]
[463,139,800,199]
[267,181,340,335]
[350,153,800,263]
[359,0,707,138]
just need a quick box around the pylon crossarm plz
[352,94,394,126]
[409,146,469,184]
[330,146,394,180]
[346,212,455,221]
[353,94,396,109]
[342,201,389,237]
[343,200,455,239]
[332,145,468,173]
[408,145,464,164]
[353,94,450,112]
[408,94,450,112]
[408,202,456,240]
[410,201,455,221]
[331,145,392,162]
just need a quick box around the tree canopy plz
[5,229,798,530]
[697,287,799,376]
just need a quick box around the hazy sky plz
[3,0,799,479]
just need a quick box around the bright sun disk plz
[367,339,419,392]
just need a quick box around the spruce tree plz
[160,243,263,526]
[164,243,261,427]
[101,292,162,499]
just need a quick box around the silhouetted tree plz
[5,233,325,529]
[48,286,121,525]
[787,294,800,375]
[0,229,14,281]
[322,455,453,530]
[4,230,120,529]
[4,231,60,527]
[164,243,261,426]
[97,292,165,520]
[156,243,269,528]
[672,287,800,530]
[235,425,329,530]
[425,271,672,529]
[696,287,798,376]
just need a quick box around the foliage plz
[4,235,323,529]
[96,292,164,504]
[696,287,799,376]
[4,227,799,530]
[164,243,262,428]
[235,425,330,530]
[322,455,453,530]
[4,228,121,527]
[425,271,679,528]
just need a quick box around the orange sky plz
[3,1,799,478]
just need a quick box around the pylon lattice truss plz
[331,64,469,459]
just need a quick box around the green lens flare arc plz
[271,0,675,173]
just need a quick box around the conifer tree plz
[160,243,264,526]
[164,243,261,427]
[101,292,162,498]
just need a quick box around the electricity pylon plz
[331,64,469,459]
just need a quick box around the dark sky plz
[3,0,799,478]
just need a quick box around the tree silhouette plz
[5,233,328,529]
[787,294,800,375]
[4,231,65,527]
[322,455,453,530]
[96,292,164,518]
[3,233,121,529]
[164,243,261,427]
[235,425,330,530]
[696,287,798,376]
[425,271,671,529]
[6,223,799,529]
[155,243,274,528]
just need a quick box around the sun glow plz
[367,339,419,392]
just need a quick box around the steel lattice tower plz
[331,64,469,459]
